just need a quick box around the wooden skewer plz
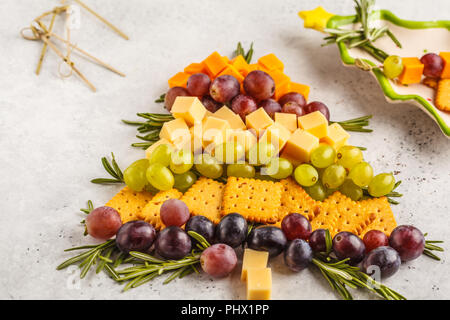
[74,0,129,40]
[35,10,58,75]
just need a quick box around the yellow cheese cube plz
[247,268,272,300]
[172,131,192,151]
[171,96,207,126]
[297,111,329,139]
[214,106,246,130]
[320,123,350,150]
[190,125,203,154]
[159,118,190,144]
[145,138,173,159]
[245,108,274,137]
[202,116,231,149]
[259,122,292,151]
[226,129,257,152]
[274,112,297,133]
[282,129,319,164]
[241,249,269,281]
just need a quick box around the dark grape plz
[258,99,281,118]
[201,95,222,112]
[247,226,287,258]
[200,243,237,277]
[155,226,192,259]
[420,53,444,78]
[309,229,328,252]
[116,221,156,254]
[332,231,366,264]
[363,230,389,253]
[215,213,247,248]
[284,239,313,272]
[243,70,275,101]
[186,73,211,97]
[185,215,215,244]
[278,92,306,107]
[389,225,425,262]
[281,213,312,241]
[362,246,401,278]
[281,101,305,117]
[160,199,190,227]
[165,87,189,111]
[209,75,240,103]
[231,94,258,120]
[85,206,122,240]
[305,101,330,121]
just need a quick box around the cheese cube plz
[214,106,246,130]
[259,122,291,151]
[258,53,284,71]
[231,55,250,76]
[398,57,424,84]
[320,123,350,150]
[241,249,269,281]
[275,112,297,133]
[184,62,206,74]
[290,82,310,100]
[159,118,190,143]
[203,51,228,76]
[274,81,291,100]
[190,125,203,154]
[171,96,207,126]
[145,138,173,159]
[245,108,274,137]
[202,116,230,149]
[282,129,319,164]
[218,65,245,83]
[226,129,257,152]
[266,69,290,87]
[246,268,272,300]
[297,111,329,139]
[168,72,190,88]
[439,52,450,79]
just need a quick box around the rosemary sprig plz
[155,93,166,103]
[423,233,444,261]
[330,115,373,132]
[234,42,254,63]
[362,180,402,204]
[80,200,94,236]
[91,153,125,184]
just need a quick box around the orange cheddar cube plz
[275,112,297,133]
[226,129,257,152]
[297,111,329,139]
[266,69,290,87]
[290,82,310,100]
[221,55,230,64]
[245,108,274,137]
[214,106,246,130]
[439,52,450,79]
[203,51,228,77]
[260,122,292,151]
[231,55,250,76]
[168,72,190,88]
[171,96,207,126]
[282,129,319,164]
[274,81,291,100]
[320,123,350,150]
[258,53,284,72]
[398,57,424,84]
[218,65,245,83]
[248,63,263,73]
[184,62,206,75]
[159,118,190,144]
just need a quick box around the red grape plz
[185,215,215,245]
[243,70,275,101]
[247,226,287,258]
[308,229,327,252]
[200,243,237,277]
[389,225,425,262]
[278,92,306,107]
[231,94,258,120]
[209,75,240,103]
[420,53,444,78]
[201,95,222,112]
[305,101,330,121]
[281,213,312,241]
[186,73,211,97]
[363,230,389,253]
[332,231,366,264]
[215,213,247,248]
[284,239,313,272]
[258,99,281,118]
[115,220,156,254]
[85,206,122,240]
[160,199,190,227]
[362,246,401,278]
[281,101,305,116]
[155,226,192,259]
[165,87,189,111]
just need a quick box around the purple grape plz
[420,53,444,78]
[247,226,287,258]
[185,215,215,244]
[200,244,237,277]
[284,239,313,272]
[187,73,211,97]
[243,70,275,101]
[215,213,247,248]
[389,225,425,262]
[278,92,306,107]
[281,213,311,241]
[160,199,190,227]
[305,101,330,121]
[231,94,258,120]
[258,99,281,118]
[362,246,401,278]
[363,230,389,253]
[281,101,305,117]
[201,95,222,112]
[209,75,240,103]
[116,221,156,254]
[165,87,189,111]
[309,229,327,252]
[155,226,192,259]
[332,231,366,264]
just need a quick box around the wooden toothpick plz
[35,9,59,75]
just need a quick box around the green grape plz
[336,146,363,170]
[383,55,404,79]
[339,179,363,201]
[169,149,193,174]
[305,181,327,201]
[368,173,395,197]
[123,159,150,192]
[148,144,173,167]
[144,183,159,193]
[263,157,293,180]
[294,164,318,187]
[227,163,255,178]
[213,142,245,164]
[325,186,338,197]
[246,142,276,166]
[348,161,373,187]
[146,163,175,191]
[310,144,336,168]
[194,154,223,179]
[322,164,346,189]
[254,171,276,181]
[173,171,197,192]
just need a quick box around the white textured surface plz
[0,0,449,300]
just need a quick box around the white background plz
[0,0,449,299]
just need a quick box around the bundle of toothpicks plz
[21,0,128,92]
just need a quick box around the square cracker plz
[310,203,340,236]
[181,177,225,224]
[436,79,450,111]
[138,189,183,230]
[358,197,397,237]
[105,186,153,223]
[279,178,319,222]
[221,177,282,224]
